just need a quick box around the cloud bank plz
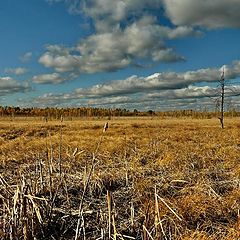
[0,77,30,95]
[29,61,240,109]
[163,0,240,28]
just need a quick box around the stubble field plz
[0,117,240,239]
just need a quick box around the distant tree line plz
[0,106,134,119]
[0,106,239,119]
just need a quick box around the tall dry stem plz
[107,190,112,239]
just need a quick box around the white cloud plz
[39,45,81,72]
[71,65,225,97]
[147,85,219,100]
[88,96,132,106]
[48,0,162,21]
[82,0,162,25]
[39,16,200,73]
[167,26,202,39]
[29,60,240,109]
[31,84,240,110]
[43,0,240,77]
[32,73,67,84]
[19,52,32,63]
[163,0,240,28]
[5,67,28,75]
[0,77,30,95]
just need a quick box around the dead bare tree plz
[218,67,225,129]
[215,66,240,128]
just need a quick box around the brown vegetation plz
[0,117,240,239]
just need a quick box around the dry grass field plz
[0,117,240,239]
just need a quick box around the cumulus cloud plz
[0,77,30,95]
[39,16,200,73]
[5,67,28,75]
[43,0,240,76]
[147,85,219,100]
[42,0,204,73]
[31,84,240,110]
[32,73,67,84]
[163,0,240,28]
[146,85,240,110]
[49,0,240,30]
[29,60,240,109]
[82,0,162,27]
[47,0,162,21]
[71,65,226,97]
[33,84,240,110]
[19,52,32,63]
[39,45,81,72]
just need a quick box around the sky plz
[0,0,240,111]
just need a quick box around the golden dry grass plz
[0,117,240,239]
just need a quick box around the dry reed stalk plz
[34,159,39,193]
[26,195,43,225]
[48,130,54,174]
[154,187,159,238]
[142,200,151,240]
[2,202,6,236]
[107,190,112,239]
[46,130,53,199]
[0,174,12,195]
[11,186,18,240]
[63,177,71,210]
[39,158,44,191]
[156,193,182,222]
[101,228,105,239]
[58,115,63,177]
[237,210,240,238]
[130,201,134,232]
[107,191,121,240]
[123,132,129,186]
[121,235,135,240]
[112,213,117,240]
[47,178,62,223]
[103,122,108,133]
[21,176,30,240]
[143,225,154,240]
[154,186,167,240]
[95,122,108,154]
[76,214,86,240]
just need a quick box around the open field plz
[0,117,240,239]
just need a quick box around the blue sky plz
[0,0,240,111]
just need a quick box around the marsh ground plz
[0,117,240,239]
